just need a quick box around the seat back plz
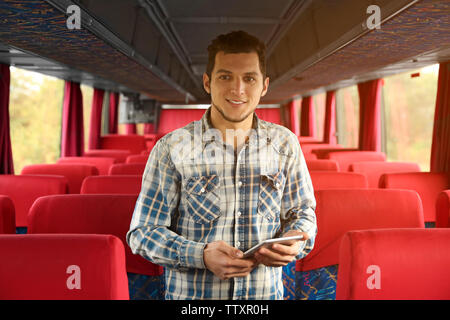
[336,229,450,300]
[126,154,148,164]
[0,175,68,227]
[0,196,15,234]
[58,157,116,175]
[300,144,345,157]
[0,234,129,300]
[297,189,424,272]
[310,172,368,190]
[84,149,131,163]
[100,134,146,154]
[306,159,340,171]
[326,151,386,171]
[436,190,450,228]
[109,163,146,175]
[21,164,98,194]
[28,194,162,276]
[81,175,142,195]
[379,172,450,223]
[349,161,421,188]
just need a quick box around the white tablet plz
[242,235,304,258]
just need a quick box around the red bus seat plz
[312,147,358,159]
[306,159,340,171]
[295,189,424,300]
[379,172,450,223]
[84,149,131,163]
[58,157,116,175]
[109,163,145,175]
[0,234,129,300]
[436,190,450,228]
[336,229,450,300]
[21,164,98,194]
[100,134,146,155]
[326,151,386,171]
[28,194,163,300]
[349,161,421,188]
[310,172,368,190]
[0,196,15,234]
[80,175,142,195]
[0,175,67,228]
[125,154,148,164]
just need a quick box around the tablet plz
[242,235,304,258]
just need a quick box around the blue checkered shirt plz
[127,108,317,300]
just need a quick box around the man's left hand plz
[253,230,309,267]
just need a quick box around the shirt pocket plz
[258,171,285,221]
[184,175,221,224]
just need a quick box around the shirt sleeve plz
[279,133,317,260]
[126,138,207,270]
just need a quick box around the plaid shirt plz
[127,108,317,300]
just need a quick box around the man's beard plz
[211,100,255,123]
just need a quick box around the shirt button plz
[237,211,242,217]
[200,187,205,193]
[236,241,241,248]
[238,181,243,187]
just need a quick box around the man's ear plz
[203,73,211,94]
[261,76,270,97]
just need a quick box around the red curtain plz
[300,96,316,137]
[358,79,383,151]
[88,88,104,150]
[109,92,119,134]
[323,90,337,144]
[144,123,155,134]
[0,64,14,174]
[61,81,84,157]
[125,124,137,134]
[288,99,300,136]
[431,61,450,173]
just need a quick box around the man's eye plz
[219,75,230,80]
[245,76,256,82]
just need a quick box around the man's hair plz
[206,30,267,80]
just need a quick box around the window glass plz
[335,85,359,148]
[383,64,438,171]
[9,67,63,173]
[313,92,326,141]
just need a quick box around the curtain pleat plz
[358,79,383,151]
[88,88,104,150]
[109,92,119,134]
[300,96,316,137]
[61,81,84,157]
[323,91,337,145]
[430,61,450,173]
[0,64,14,174]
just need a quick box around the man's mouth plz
[226,99,247,106]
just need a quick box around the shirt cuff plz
[178,239,207,269]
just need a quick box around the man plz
[127,30,317,300]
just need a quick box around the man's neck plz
[209,107,254,150]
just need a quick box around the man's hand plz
[253,230,309,267]
[203,240,257,280]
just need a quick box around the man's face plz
[203,51,269,125]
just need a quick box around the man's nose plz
[230,78,245,96]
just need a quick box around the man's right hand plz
[203,241,257,280]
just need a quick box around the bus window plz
[336,85,359,149]
[383,64,439,171]
[9,67,63,173]
[313,92,326,142]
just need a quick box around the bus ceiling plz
[0,0,448,105]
